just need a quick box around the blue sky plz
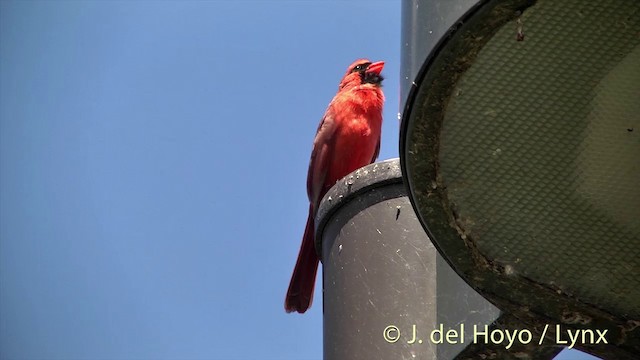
[0,1,599,359]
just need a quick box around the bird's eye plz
[351,62,371,73]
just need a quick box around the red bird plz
[285,59,385,313]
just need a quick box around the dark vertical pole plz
[400,0,479,109]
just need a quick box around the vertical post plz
[317,159,503,359]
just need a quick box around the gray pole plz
[316,159,562,359]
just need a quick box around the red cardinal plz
[285,59,385,313]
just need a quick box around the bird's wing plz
[307,113,337,207]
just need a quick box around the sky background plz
[0,1,599,359]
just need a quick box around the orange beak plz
[366,61,385,75]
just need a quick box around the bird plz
[285,59,385,313]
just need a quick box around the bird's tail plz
[285,205,319,313]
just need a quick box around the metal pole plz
[317,159,516,359]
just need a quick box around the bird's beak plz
[366,61,385,75]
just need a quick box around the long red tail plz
[285,205,319,313]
